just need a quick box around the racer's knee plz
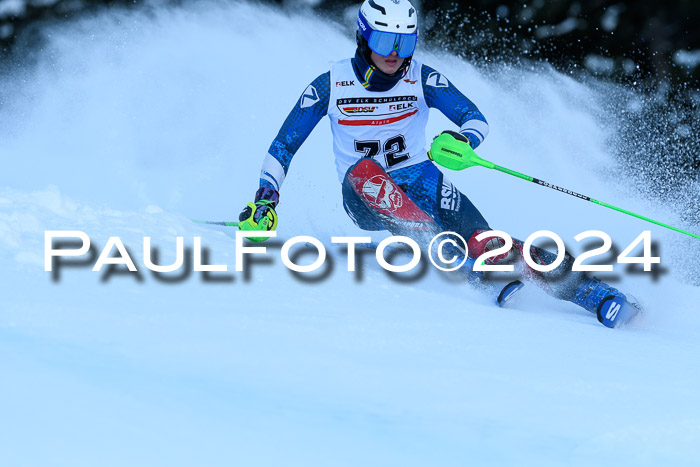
[467,229,519,264]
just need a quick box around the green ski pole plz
[493,164,698,239]
[428,133,699,240]
[191,219,239,227]
[475,153,699,240]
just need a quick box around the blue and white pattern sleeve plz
[259,72,330,191]
[421,64,489,149]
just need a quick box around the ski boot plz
[571,277,640,328]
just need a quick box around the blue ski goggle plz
[358,13,417,58]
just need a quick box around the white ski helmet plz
[357,0,418,71]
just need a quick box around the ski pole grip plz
[428,131,494,170]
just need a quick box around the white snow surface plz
[1,2,699,466]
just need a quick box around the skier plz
[237,0,637,327]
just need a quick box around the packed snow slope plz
[1,2,699,466]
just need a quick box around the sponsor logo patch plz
[426,71,449,88]
[358,17,367,31]
[300,84,319,108]
[362,175,403,213]
[336,96,418,121]
[335,80,355,87]
[338,96,417,105]
[342,106,377,114]
[389,102,414,111]
[440,180,460,211]
[606,302,622,321]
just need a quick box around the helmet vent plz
[408,7,415,17]
[368,0,386,15]
[375,21,388,27]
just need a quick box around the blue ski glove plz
[238,187,280,242]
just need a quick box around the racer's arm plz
[259,72,330,191]
[421,64,489,149]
